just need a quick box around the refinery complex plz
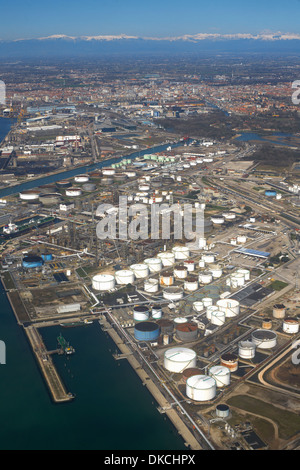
[0,55,300,451]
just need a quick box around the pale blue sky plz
[1,0,300,40]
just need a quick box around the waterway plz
[235,131,298,147]
[0,118,186,450]
[0,281,186,450]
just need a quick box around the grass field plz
[227,395,300,440]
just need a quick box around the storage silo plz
[282,318,299,334]
[174,265,188,279]
[144,258,162,273]
[115,269,135,285]
[186,375,216,402]
[273,304,286,319]
[163,287,184,301]
[184,276,199,292]
[157,252,175,267]
[184,260,195,272]
[133,306,150,322]
[217,299,240,318]
[211,310,226,326]
[92,274,115,291]
[175,322,198,342]
[193,301,204,313]
[144,278,159,293]
[251,329,277,349]
[130,264,149,279]
[220,353,239,372]
[215,404,230,418]
[202,297,213,307]
[172,246,190,260]
[151,305,163,319]
[236,269,250,282]
[209,365,231,387]
[157,319,174,335]
[159,271,174,286]
[238,341,256,360]
[198,271,213,285]
[164,347,197,373]
[134,322,160,341]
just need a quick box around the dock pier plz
[25,326,74,403]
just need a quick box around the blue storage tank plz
[41,253,53,261]
[265,190,277,197]
[134,322,160,342]
[22,256,44,269]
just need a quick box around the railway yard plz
[0,133,299,451]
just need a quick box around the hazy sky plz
[2,0,300,40]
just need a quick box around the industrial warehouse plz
[0,135,299,451]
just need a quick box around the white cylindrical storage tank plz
[144,258,162,273]
[144,278,159,293]
[74,175,89,184]
[65,187,82,197]
[238,341,256,359]
[133,305,150,322]
[209,366,230,387]
[216,404,230,418]
[193,301,204,313]
[236,269,250,281]
[184,277,199,292]
[202,254,215,264]
[151,305,163,319]
[282,318,299,334]
[211,216,225,225]
[186,375,216,402]
[92,274,115,291]
[19,190,40,201]
[184,260,195,272]
[230,273,245,287]
[206,306,219,321]
[202,297,213,307]
[138,184,150,191]
[102,168,115,176]
[172,246,190,260]
[174,266,188,279]
[130,264,149,279]
[251,329,277,349]
[115,269,135,285]
[210,265,223,279]
[174,317,188,325]
[163,287,184,301]
[198,271,213,284]
[159,271,174,287]
[164,347,197,373]
[273,304,286,319]
[222,212,236,220]
[217,299,240,318]
[157,252,175,267]
[237,235,247,244]
[211,310,226,326]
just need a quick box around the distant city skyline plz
[1,0,300,41]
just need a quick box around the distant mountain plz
[0,32,300,58]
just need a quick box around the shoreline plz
[99,315,204,451]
